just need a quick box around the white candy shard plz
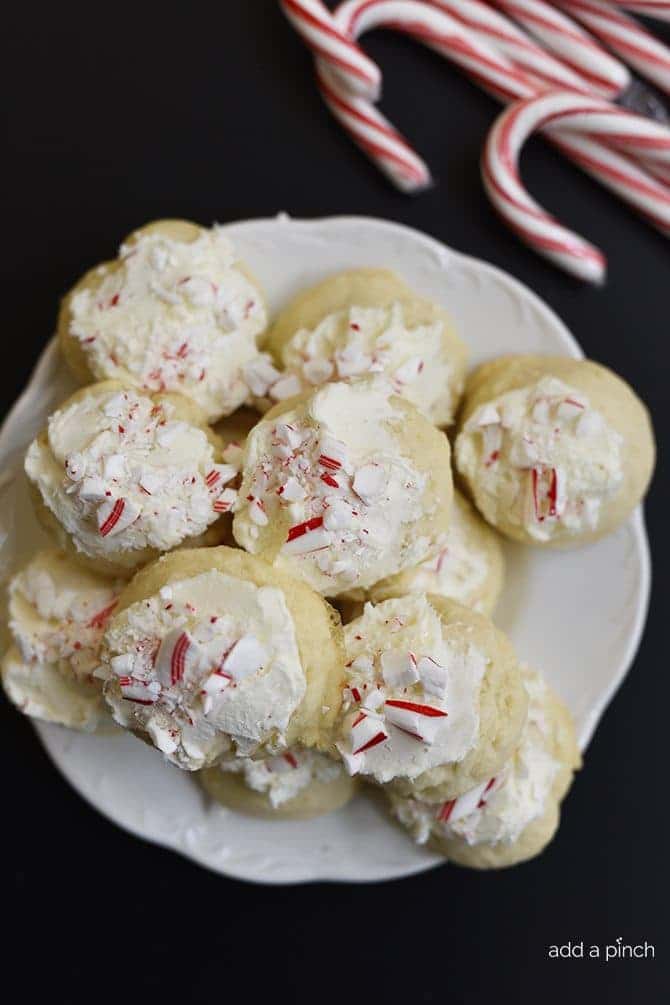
[380,650,420,689]
[353,464,386,503]
[417,656,448,698]
[222,635,268,680]
[271,374,302,400]
[281,526,331,555]
[303,358,334,384]
[279,477,305,503]
[476,404,501,426]
[244,356,282,397]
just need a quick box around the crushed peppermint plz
[101,569,307,769]
[337,596,487,783]
[233,381,431,594]
[25,388,241,560]
[67,226,267,421]
[275,302,459,424]
[456,375,624,541]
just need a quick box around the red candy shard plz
[437,799,456,823]
[170,632,191,686]
[384,699,448,718]
[286,516,324,542]
[99,498,125,537]
[353,731,388,756]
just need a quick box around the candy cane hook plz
[279,0,382,99]
[483,90,670,282]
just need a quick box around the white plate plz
[0,215,651,884]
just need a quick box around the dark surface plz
[3,2,668,1001]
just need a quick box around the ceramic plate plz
[0,216,650,884]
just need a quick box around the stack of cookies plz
[2,220,655,869]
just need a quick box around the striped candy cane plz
[428,0,591,92]
[281,0,670,279]
[555,0,670,95]
[487,0,631,97]
[316,0,537,192]
[483,90,670,281]
[279,0,381,98]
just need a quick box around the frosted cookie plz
[336,595,527,800]
[1,550,123,730]
[25,382,237,575]
[258,269,467,426]
[58,220,267,421]
[232,377,453,597]
[455,355,655,546]
[388,668,580,869]
[200,747,356,820]
[99,546,344,771]
[369,491,505,617]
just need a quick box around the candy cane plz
[483,90,670,281]
[428,0,592,93]
[603,0,670,21]
[332,3,670,229]
[279,0,381,98]
[487,0,630,97]
[316,60,432,190]
[283,0,670,279]
[554,0,670,95]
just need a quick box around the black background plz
[4,2,668,1001]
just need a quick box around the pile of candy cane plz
[280,0,670,282]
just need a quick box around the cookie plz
[25,381,236,575]
[388,667,580,868]
[336,595,527,800]
[455,355,655,546]
[368,490,505,616]
[99,546,344,770]
[200,747,356,820]
[233,376,453,597]
[1,550,123,730]
[58,220,268,421]
[261,268,467,425]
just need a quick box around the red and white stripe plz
[483,90,670,282]
[279,0,381,98]
[316,0,537,191]
[283,0,670,280]
[554,0,670,95]
[603,0,670,22]
[427,0,591,93]
[486,0,630,97]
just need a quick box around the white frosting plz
[218,748,342,808]
[234,378,433,595]
[272,304,458,424]
[388,499,492,612]
[68,227,267,420]
[455,376,623,542]
[101,570,306,769]
[3,554,121,729]
[391,670,561,848]
[337,596,486,784]
[25,388,238,563]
